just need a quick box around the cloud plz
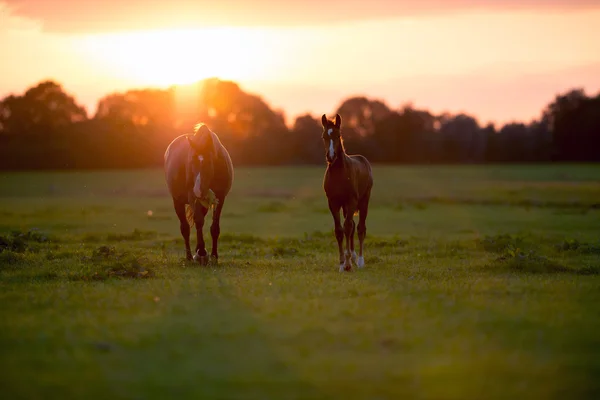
[2,0,599,33]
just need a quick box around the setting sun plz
[76,28,280,87]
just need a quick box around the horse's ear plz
[321,114,328,127]
[335,114,342,128]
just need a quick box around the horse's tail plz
[185,204,195,229]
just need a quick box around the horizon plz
[2,0,600,126]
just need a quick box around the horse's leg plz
[210,197,225,264]
[357,191,371,268]
[193,202,210,265]
[343,202,358,271]
[173,199,192,260]
[350,219,357,264]
[328,199,345,271]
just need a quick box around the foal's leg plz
[343,207,358,264]
[343,202,358,271]
[210,197,225,264]
[357,192,371,268]
[328,200,345,271]
[350,219,358,264]
[193,202,210,265]
[173,199,192,260]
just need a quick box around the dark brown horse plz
[321,114,373,272]
[164,123,234,265]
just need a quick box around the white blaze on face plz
[193,155,204,198]
[327,129,334,159]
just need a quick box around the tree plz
[95,88,175,130]
[542,89,600,161]
[289,114,323,164]
[0,81,87,136]
[372,105,436,163]
[438,113,483,163]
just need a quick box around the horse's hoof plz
[357,256,365,268]
[210,255,219,265]
[339,262,352,272]
[193,253,209,266]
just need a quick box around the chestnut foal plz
[321,114,373,272]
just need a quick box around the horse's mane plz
[191,123,220,158]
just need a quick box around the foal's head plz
[187,123,217,199]
[321,114,343,164]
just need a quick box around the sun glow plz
[77,28,279,86]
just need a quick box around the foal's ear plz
[335,114,342,128]
[321,114,328,127]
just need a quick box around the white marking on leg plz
[339,262,345,272]
[357,256,365,268]
[352,251,358,263]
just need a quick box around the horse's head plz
[187,123,218,200]
[321,113,343,164]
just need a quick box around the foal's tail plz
[185,204,195,229]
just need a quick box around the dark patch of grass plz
[10,228,51,243]
[0,228,52,254]
[489,249,569,274]
[72,245,156,281]
[0,250,27,267]
[478,233,527,253]
[555,239,600,255]
[576,265,600,275]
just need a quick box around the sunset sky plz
[1,0,599,126]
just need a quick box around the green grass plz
[1,164,599,399]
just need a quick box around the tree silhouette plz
[1,78,599,170]
[0,81,87,136]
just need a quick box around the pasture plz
[1,164,599,399]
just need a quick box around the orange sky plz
[1,0,599,126]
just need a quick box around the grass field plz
[1,164,600,399]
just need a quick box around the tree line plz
[0,78,599,170]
